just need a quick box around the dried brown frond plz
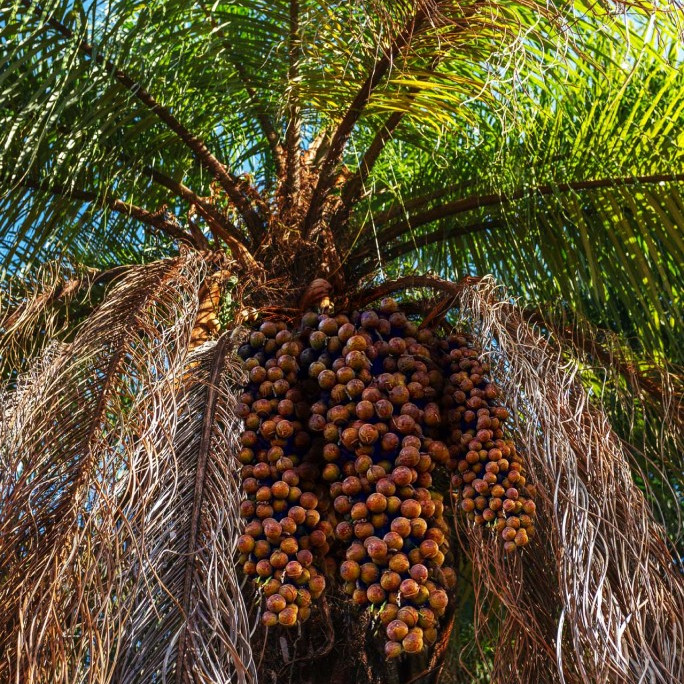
[523,308,684,547]
[0,252,257,683]
[0,262,129,381]
[112,336,257,684]
[451,277,684,684]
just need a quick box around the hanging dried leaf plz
[454,277,684,684]
[0,253,257,683]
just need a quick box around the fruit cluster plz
[444,347,537,552]
[235,299,535,657]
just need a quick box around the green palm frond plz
[1,0,276,269]
[3,2,680,484]
[2,1,661,270]
[345,15,684,360]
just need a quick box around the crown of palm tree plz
[1,0,682,355]
[1,1,683,683]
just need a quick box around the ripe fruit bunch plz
[444,345,537,552]
[235,298,535,656]
[236,319,332,627]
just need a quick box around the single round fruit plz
[278,605,299,627]
[385,641,403,659]
[266,594,287,614]
[389,553,410,574]
[390,517,411,538]
[428,589,448,613]
[397,606,419,628]
[279,584,298,603]
[380,571,402,592]
[402,631,424,654]
[367,584,386,604]
[386,619,409,642]
[340,560,361,582]
[400,578,420,599]
[410,564,429,584]
[262,611,278,627]
[285,561,303,579]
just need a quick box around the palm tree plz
[1,1,683,682]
